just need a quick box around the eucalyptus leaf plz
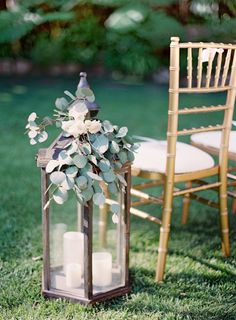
[30,138,37,145]
[38,131,48,143]
[75,176,88,190]
[102,170,116,183]
[113,161,122,170]
[110,141,120,154]
[46,160,59,173]
[81,187,94,201]
[88,155,97,165]
[117,174,127,186]
[87,171,103,181]
[103,120,114,133]
[28,112,37,122]
[73,154,87,168]
[127,150,135,162]
[118,150,127,164]
[28,130,37,138]
[53,187,68,204]
[28,121,37,129]
[111,203,120,214]
[50,171,66,185]
[112,213,119,224]
[66,141,78,155]
[75,191,84,205]
[89,134,97,142]
[93,181,103,193]
[56,121,62,128]
[108,182,119,194]
[61,176,74,190]
[131,143,140,151]
[116,127,128,138]
[93,193,106,206]
[65,166,78,178]
[55,97,68,111]
[64,90,76,100]
[98,159,110,172]
[58,150,73,165]
[81,163,93,175]
[82,142,92,155]
[123,135,134,144]
[92,135,109,154]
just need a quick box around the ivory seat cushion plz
[191,131,236,155]
[133,139,215,174]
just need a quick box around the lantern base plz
[42,286,131,305]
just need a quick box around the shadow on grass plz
[94,265,236,319]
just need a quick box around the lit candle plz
[66,263,82,288]
[63,232,84,274]
[92,252,112,287]
[51,223,67,267]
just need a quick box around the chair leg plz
[156,194,173,282]
[232,184,236,214]
[181,182,192,224]
[233,198,236,214]
[219,185,230,256]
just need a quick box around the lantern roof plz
[37,134,73,168]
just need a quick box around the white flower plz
[85,120,102,134]
[28,112,37,122]
[61,120,75,132]
[61,120,86,137]
[69,101,88,120]
[69,108,86,121]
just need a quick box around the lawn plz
[0,75,236,320]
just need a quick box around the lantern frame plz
[37,136,131,304]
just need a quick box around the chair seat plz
[133,139,215,174]
[191,131,236,155]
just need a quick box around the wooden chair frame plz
[129,37,236,281]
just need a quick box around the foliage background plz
[1,0,236,77]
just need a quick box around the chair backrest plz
[166,37,236,179]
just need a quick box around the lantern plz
[36,74,131,304]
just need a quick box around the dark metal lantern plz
[37,75,131,304]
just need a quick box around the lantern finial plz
[77,71,99,117]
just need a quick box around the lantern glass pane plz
[49,192,85,298]
[92,186,126,294]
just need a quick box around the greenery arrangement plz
[2,1,236,77]
[25,83,137,223]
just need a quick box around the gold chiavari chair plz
[187,130,236,219]
[130,37,236,282]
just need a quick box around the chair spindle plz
[187,47,192,88]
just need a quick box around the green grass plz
[0,75,236,320]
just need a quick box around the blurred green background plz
[1,1,236,319]
[1,0,236,78]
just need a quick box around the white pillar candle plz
[51,223,67,267]
[92,252,112,287]
[63,232,84,274]
[66,263,82,288]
